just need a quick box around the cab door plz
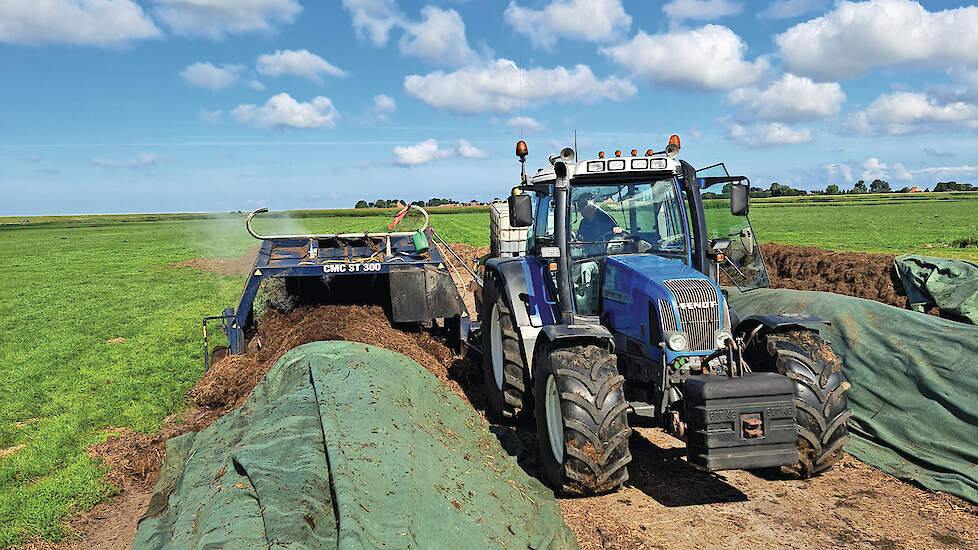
[696,163,771,290]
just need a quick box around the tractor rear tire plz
[480,282,528,423]
[534,344,631,495]
[745,329,851,477]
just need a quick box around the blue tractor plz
[478,138,851,495]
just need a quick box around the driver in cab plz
[571,193,620,313]
[574,194,620,243]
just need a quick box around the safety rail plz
[245,205,430,241]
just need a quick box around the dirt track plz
[31,244,978,549]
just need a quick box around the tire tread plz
[480,282,529,422]
[536,345,632,495]
[748,329,851,478]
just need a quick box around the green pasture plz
[748,192,978,260]
[0,193,976,546]
[0,212,484,546]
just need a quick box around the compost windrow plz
[192,304,470,412]
[760,243,909,308]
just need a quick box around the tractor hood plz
[601,254,730,356]
[604,254,703,284]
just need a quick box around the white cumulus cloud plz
[505,117,544,133]
[0,0,161,46]
[231,93,339,129]
[662,0,742,21]
[399,6,478,66]
[776,0,978,81]
[826,159,978,186]
[727,121,812,146]
[892,162,912,181]
[457,140,489,159]
[404,58,636,114]
[825,163,855,184]
[370,94,396,121]
[504,0,631,49]
[913,165,978,175]
[151,0,301,39]
[601,25,770,90]
[393,139,454,166]
[341,0,400,46]
[861,157,887,181]
[199,108,222,122]
[392,139,489,166]
[727,73,845,122]
[847,91,978,135]
[180,62,244,91]
[256,49,347,83]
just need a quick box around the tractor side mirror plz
[508,193,533,227]
[730,184,749,216]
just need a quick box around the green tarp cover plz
[894,254,978,325]
[133,341,578,549]
[727,288,978,504]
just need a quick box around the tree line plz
[354,197,485,209]
[703,180,975,199]
[822,180,975,195]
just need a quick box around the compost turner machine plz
[204,205,477,367]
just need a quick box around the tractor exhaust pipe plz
[552,160,574,324]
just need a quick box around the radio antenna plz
[574,130,577,160]
[518,60,524,139]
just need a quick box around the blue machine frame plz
[203,208,474,367]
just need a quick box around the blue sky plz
[1,0,977,215]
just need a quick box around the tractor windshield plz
[569,178,686,259]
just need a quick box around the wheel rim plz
[489,303,504,391]
[545,375,565,463]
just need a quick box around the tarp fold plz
[728,288,978,504]
[133,341,578,549]
[894,254,978,324]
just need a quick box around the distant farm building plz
[908,186,923,193]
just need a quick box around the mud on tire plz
[534,344,631,495]
[480,281,528,423]
[745,329,851,477]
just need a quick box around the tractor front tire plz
[534,344,631,495]
[480,283,528,423]
[745,329,851,477]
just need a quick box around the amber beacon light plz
[516,140,528,159]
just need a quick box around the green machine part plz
[413,230,429,253]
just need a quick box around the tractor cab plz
[518,144,769,326]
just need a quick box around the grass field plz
[746,191,978,260]
[0,193,976,546]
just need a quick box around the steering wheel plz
[598,228,628,241]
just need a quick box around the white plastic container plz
[489,200,528,257]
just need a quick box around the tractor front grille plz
[657,299,678,332]
[663,279,721,351]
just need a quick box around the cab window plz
[533,195,554,242]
